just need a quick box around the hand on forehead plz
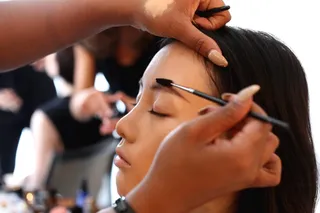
[142,42,213,93]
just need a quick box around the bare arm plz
[73,45,96,91]
[0,0,231,72]
[0,0,133,72]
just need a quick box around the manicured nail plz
[208,50,228,67]
[198,106,217,115]
[235,85,260,103]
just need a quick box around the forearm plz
[0,0,135,72]
[73,45,96,92]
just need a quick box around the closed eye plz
[149,109,168,117]
[132,103,168,117]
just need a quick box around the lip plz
[114,148,131,169]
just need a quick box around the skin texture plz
[144,0,175,18]
[113,43,270,213]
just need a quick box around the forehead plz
[142,42,212,93]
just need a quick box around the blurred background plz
[8,0,319,211]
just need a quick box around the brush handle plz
[196,5,231,18]
[193,90,227,106]
[193,90,289,129]
[248,111,289,129]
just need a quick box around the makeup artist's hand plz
[133,0,230,67]
[125,85,281,213]
[70,88,121,134]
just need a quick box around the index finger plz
[231,100,272,147]
[186,85,260,143]
[177,22,227,67]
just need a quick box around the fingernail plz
[235,85,260,103]
[208,50,228,67]
[221,93,233,100]
[198,106,217,115]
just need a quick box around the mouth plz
[114,148,131,169]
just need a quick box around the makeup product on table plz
[156,78,289,129]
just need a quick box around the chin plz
[116,170,129,196]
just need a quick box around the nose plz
[115,110,137,143]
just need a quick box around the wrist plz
[87,0,142,28]
[69,95,89,122]
[125,178,184,213]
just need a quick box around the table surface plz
[0,191,31,213]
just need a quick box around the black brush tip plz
[156,78,173,87]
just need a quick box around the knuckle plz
[254,123,272,138]
[267,174,281,187]
[225,12,232,22]
[194,38,205,53]
[222,101,244,121]
[273,175,281,186]
[178,122,198,139]
[271,134,280,149]
[180,122,193,136]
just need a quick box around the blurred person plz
[27,27,161,190]
[0,65,56,177]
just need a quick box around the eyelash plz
[132,103,168,117]
[148,109,168,117]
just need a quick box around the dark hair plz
[163,27,318,213]
[55,47,75,84]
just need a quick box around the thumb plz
[176,21,228,67]
[190,85,260,143]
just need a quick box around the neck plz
[189,194,237,213]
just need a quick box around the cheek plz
[117,119,182,195]
[116,135,163,196]
[133,122,177,176]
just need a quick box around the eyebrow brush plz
[156,78,289,129]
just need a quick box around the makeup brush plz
[196,5,231,18]
[156,78,289,129]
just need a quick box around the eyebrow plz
[139,79,189,102]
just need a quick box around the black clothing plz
[0,66,57,175]
[41,37,161,150]
[40,97,102,150]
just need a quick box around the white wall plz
[227,0,320,150]
[227,0,320,211]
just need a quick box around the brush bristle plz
[156,78,173,87]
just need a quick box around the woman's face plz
[115,42,218,196]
